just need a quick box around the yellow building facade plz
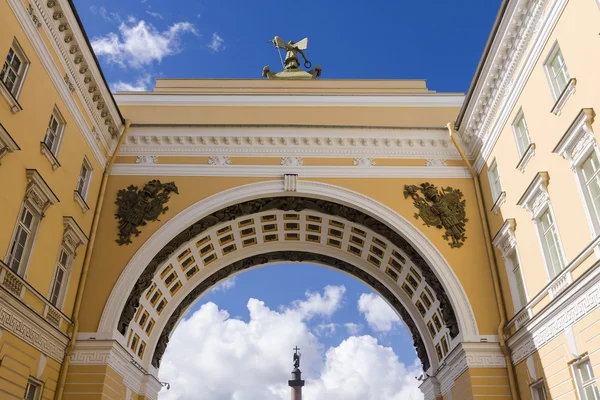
[0,0,599,399]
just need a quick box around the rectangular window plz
[580,151,600,228]
[0,40,28,97]
[24,379,41,400]
[538,209,564,278]
[7,205,36,274]
[509,252,527,309]
[575,359,600,400]
[512,111,532,158]
[49,248,69,307]
[43,108,65,156]
[531,381,547,400]
[76,158,92,199]
[488,159,503,201]
[545,45,570,99]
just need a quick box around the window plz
[6,205,37,274]
[49,248,69,307]
[531,381,547,400]
[488,159,503,201]
[509,251,528,309]
[24,379,41,400]
[545,45,570,99]
[43,108,65,156]
[580,151,600,227]
[538,209,564,278]
[512,111,532,158]
[574,358,600,400]
[76,158,92,199]
[0,40,28,98]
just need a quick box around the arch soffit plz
[98,180,479,341]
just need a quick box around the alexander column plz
[288,346,305,400]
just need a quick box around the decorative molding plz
[39,142,61,170]
[0,80,23,114]
[0,123,20,164]
[114,93,465,108]
[492,219,517,257]
[281,156,303,166]
[491,191,507,215]
[553,108,596,165]
[62,216,88,255]
[119,127,466,160]
[508,262,600,365]
[284,174,298,192]
[436,342,506,395]
[353,157,375,166]
[25,169,59,216]
[517,172,550,218]
[426,159,448,167]
[26,3,42,28]
[110,164,472,179]
[207,155,230,166]
[63,74,75,93]
[73,190,90,213]
[419,376,442,400]
[0,280,69,362]
[135,155,159,165]
[516,143,536,172]
[550,78,577,116]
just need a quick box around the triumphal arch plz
[60,73,513,400]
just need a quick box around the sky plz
[71,1,501,398]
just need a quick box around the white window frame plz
[48,246,71,308]
[544,43,571,100]
[512,109,536,172]
[517,172,567,281]
[554,109,600,237]
[487,158,503,201]
[531,380,547,400]
[43,106,66,157]
[5,203,40,276]
[76,157,93,200]
[572,357,600,400]
[0,38,29,100]
[492,219,529,314]
[24,377,42,400]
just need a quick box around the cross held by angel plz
[270,36,311,70]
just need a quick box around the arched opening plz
[94,181,480,398]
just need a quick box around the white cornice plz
[114,94,465,108]
[109,164,472,178]
[459,0,570,173]
[6,0,108,166]
[120,126,469,159]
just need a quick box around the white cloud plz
[91,19,198,68]
[291,285,346,320]
[158,288,423,400]
[146,10,163,19]
[208,32,225,52]
[111,74,152,92]
[210,277,237,293]
[90,6,121,23]
[358,293,400,333]
[345,322,363,335]
[315,323,337,337]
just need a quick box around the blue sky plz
[72,1,502,397]
[74,0,501,92]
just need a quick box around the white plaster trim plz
[136,155,158,165]
[120,126,466,160]
[466,0,569,174]
[25,169,60,216]
[553,108,596,165]
[115,94,465,108]
[40,142,61,170]
[516,143,536,172]
[550,78,576,116]
[0,123,20,163]
[508,261,600,365]
[6,0,108,166]
[491,191,507,215]
[492,219,517,257]
[110,164,472,178]
[0,283,69,362]
[62,216,88,255]
[97,180,480,344]
[436,342,507,395]
[517,172,550,218]
[70,339,162,400]
[0,81,23,113]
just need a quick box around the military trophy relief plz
[403,183,467,248]
[263,36,322,79]
[115,180,179,245]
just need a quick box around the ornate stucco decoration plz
[26,4,42,28]
[553,108,596,167]
[426,159,448,167]
[281,157,303,166]
[114,180,179,245]
[404,183,467,248]
[135,155,158,165]
[151,251,431,371]
[62,216,88,256]
[353,157,375,166]
[0,123,20,164]
[25,169,60,217]
[517,172,550,218]
[208,156,231,166]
